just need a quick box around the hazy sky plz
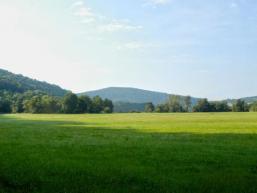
[0,0,257,99]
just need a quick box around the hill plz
[79,87,200,106]
[225,96,257,105]
[240,96,257,103]
[79,87,169,105]
[0,69,68,96]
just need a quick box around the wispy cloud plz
[117,41,158,51]
[143,0,171,7]
[98,20,142,33]
[71,1,142,33]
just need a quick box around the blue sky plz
[0,0,256,99]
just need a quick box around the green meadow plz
[1,113,257,193]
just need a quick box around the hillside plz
[79,87,200,106]
[79,87,169,105]
[0,69,68,96]
[225,96,257,105]
[240,96,257,103]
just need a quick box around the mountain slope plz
[0,69,68,96]
[226,96,257,104]
[79,87,169,105]
[240,96,257,103]
[79,87,200,106]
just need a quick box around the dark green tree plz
[193,99,212,112]
[145,102,155,112]
[155,104,169,113]
[103,99,113,113]
[250,102,257,112]
[232,99,249,112]
[77,95,92,113]
[168,95,184,112]
[91,96,104,113]
[62,93,78,114]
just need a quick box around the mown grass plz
[0,113,257,193]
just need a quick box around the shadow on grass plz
[1,115,257,193]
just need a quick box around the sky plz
[0,0,257,100]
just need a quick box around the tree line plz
[144,95,257,113]
[0,91,113,114]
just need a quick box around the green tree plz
[91,96,104,113]
[62,93,78,114]
[155,104,169,113]
[23,95,44,113]
[77,95,92,113]
[232,99,249,112]
[193,99,212,112]
[103,99,113,113]
[41,95,61,113]
[184,96,192,112]
[168,95,184,112]
[144,102,155,112]
[212,101,231,112]
[250,102,257,112]
[0,97,11,113]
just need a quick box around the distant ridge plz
[0,68,68,96]
[226,96,257,104]
[79,87,200,106]
[79,87,169,105]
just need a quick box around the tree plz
[0,97,11,113]
[23,95,44,113]
[155,104,169,113]
[168,95,184,112]
[91,96,104,113]
[77,95,92,113]
[144,102,155,113]
[103,99,113,113]
[184,96,192,112]
[41,95,61,113]
[193,99,212,112]
[232,99,249,112]
[62,93,78,114]
[250,102,257,112]
[212,101,231,112]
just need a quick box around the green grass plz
[1,113,257,193]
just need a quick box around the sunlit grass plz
[1,113,257,193]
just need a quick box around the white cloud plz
[117,41,158,50]
[71,1,84,8]
[151,0,171,5]
[74,7,94,17]
[143,0,171,7]
[71,1,142,33]
[98,21,142,32]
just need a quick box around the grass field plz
[1,113,257,193]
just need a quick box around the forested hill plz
[226,96,257,104]
[79,87,200,105]
[79,87,169,105]
[0,69,68,96]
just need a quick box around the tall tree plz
[145,102,155,113]
[103,99,114,113]
[184,96,192,112]
[168,95,184,112]
[250,102,257,112]
[232,99,249,112]
[193,99,212,112]
[91,96,104,113]
[77,95,92,113]
[62,93,78,114]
